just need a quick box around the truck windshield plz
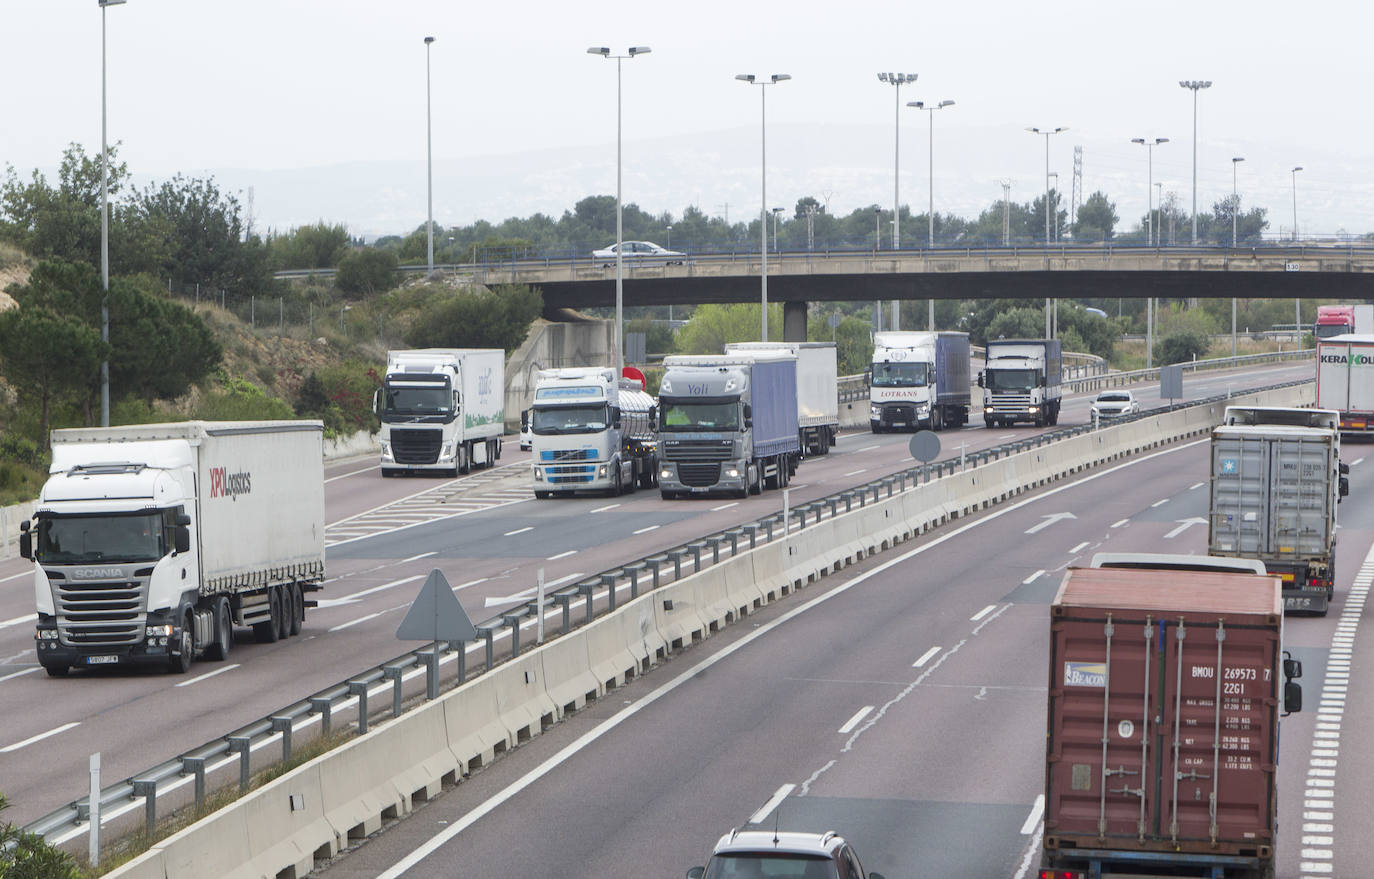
[382,385,452,415]
[871,362,928,388]
[1315,324,1350,339]
[36,512,166,564]
[659,400,740,431]
[532,404,609,435]
[986,368,1038,391]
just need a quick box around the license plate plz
[86,655,118,665]
[1284,596,1319,609]
[892,422,907,427]
[691,486,708,493]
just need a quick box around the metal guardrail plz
[23,369,1315,847]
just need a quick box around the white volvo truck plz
[529,368,658,497]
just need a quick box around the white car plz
[592,240,685,267]
[1091,389,1141,419]
[519,409,532,451]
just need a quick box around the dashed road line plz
[837,706,874,734]
[1022,570,1045,585]
[970,604,997,622]
[748,784,796,825]
[1150,498,1169,508]
[1111,519,1129,528]
[912,646,941,668]
[1,721,80,753]
[1068,542,1089,554]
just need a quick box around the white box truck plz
[19,421,326,676]
[1316,334,1374,437]
[529,368,658,497]
[375,349,505,476]
[724,341,838,455]
[867,331,971,432]
[978,338,1062,427]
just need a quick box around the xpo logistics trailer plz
[724,341,838,456]
[1208,406,1347,615]
[19,421,326,677]
[979,338,1062,428]
[374,348,505,477]
[657,350,801,498]
[528,367,658,497]
[1039,556,1303,879]
[1316,333,1374,437]
[867,331,971,432]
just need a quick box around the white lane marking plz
[0,571,31,584]
[1068,542,1089,554]
[329,612,383,632]
[1189,482,1205,490]
[998,434,1016,440]
[174,664,241,687]
[711,502,740,511]
[913,646,941,668]
[1111,519,1129,528]
[1151,498,1170,507]
[632,525,660,535]
[748,785,796,825]
[1025,512,1075,535]
[378,435,1223,879]
[1020,794,1045,834]
[843,469,868,477]
[547,550,577,560]
[0,667,40,684]
[1352,458,1365,467]
[452,578,489,593]
[1163,517,1207,540]
[1,721,80,753]
[324,464,378,483]
[0,613,38,630]
[483,573,586,608]
[855,445,880,453]
[316,574,424,608]
[1022,570,1045,585]
[588,504,620,513]
[970,604,997,622]
[503,526,533,536]
[838,706,874,734]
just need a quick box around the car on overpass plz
[687,829,886,879]
[592,240,685,267]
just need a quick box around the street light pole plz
[1291,165,1304,242]
[99,0,125,428]
[907,99,954,248]
[877,73,916,250]
[1130,137,1168,247]
[1231,156,1245,247]
[424,36,435,278]
[1027,126,1066,338]
[591,46,652,376]
[771,207,783,252]
[1178,80,1212,245]
[737,73,790,342]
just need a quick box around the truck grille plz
[878,404,917,424]
[663,439,732,462]
[677,463,721,487]
[988,392,1032,413]
[546,464,597,484]
[390,428,442,464]
[52,576,147,646]
[540,448,595,462]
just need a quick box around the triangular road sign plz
[396,568,478,642]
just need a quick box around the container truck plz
[978,338,1062,428]
[724,341,838,455]
[374,348,505,477]
[1316,333,1374,436]
[19,421,326,677]
[1040,558,1303,879]
[657,351,801,499]
[867,331,970,432]
[1313,303,1373,340]
[528,367,658,498]
[1208,406,1347,615]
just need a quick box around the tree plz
[1155,331,1210,365]
[266,221,349,270]
[1029,190,1069,243]
[403,284,543,352]
[335,247,398,295]
[675,303,785,354]
[986,307,1047,341]
[1072,191,1118,242]
[108,275,223,403]
[0,306,106,448]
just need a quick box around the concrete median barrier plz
[539,621,600,719]
[492,651,558,746]
[585,593,664,693]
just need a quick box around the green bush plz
[192,372,295,421]
[0,792,81,878]
[0,432,40,467]
[1154,331,1211,366]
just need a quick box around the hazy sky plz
[4,0,1372,240]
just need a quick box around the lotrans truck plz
[724,341,838,456]
[374,349,505,477]
[1040,555,1302,879]
[657,350,801,498]
[867,331,971,432]
[19,421,326,677]
[1208,406,1347,615]
[979,338,1062,428]
[1315,333,1374,436]
[529,367,658,498]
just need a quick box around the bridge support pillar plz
[783,301,808,342]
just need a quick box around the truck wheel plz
[749,463,763,495]
[870,423,882,434]
[535,490,552,499]
[984,417,994,428]
[933,409,944,431]
[168,614,193,674]
[277,585,293,640]
[289,583,303,636]
[458,444,471,475]
[44,663,69,677]
[254,589,282,643]
[609,466,623,497]
[206,597,233,661]
[660,489,676,500]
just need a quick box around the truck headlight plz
[597,464,609,478]
[533,468,545,482]
[984,406,994,413]
[725,467,740,478]
[379,441,391,455]
[146,624,173,638]
[660,468,672,479]
[870,405,881,417]
[1028,406,1039,413]
[36,628,58,641]
[917,403,930,413]
[440,443,454,460]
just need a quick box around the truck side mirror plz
[743,403,753,428]
[174,526,191,555]
[1284,655,1302,679]
[611,407,622,430]
[863,368,871,388]
[648,405,657,425]
[372,389,380,416]
[1339,476,1349,500]
[453,391,461,409]
[976,371,984,388]
[18,520,31,561]
[1283,680,1303,715]
[1339,461,1350,475]
[687,869,705,879]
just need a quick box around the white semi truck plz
[19,421,326,676]
[978,338,1062,427]
[724,341,838,456]
[868,331,971,432]
[1316,333,1374,437]
[375,348,505,477]
[529,368,658,497]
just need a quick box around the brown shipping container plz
[1044,567,1283,863]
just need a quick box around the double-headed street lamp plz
[424,36,436,277]
[1178,80,1212,245]
[737,73,790,342]
[1027,126,1067,338]
[1291,166,1304,242]
[1130,137,1168,246]
[1231,156,1245,247]
[99,0,126,429]
[589,45,651,377]
[877,72,916,250]
[907,99,954,248]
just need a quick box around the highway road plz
[0,359,1315,833]
[315,423,1374,879]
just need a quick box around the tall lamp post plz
[907,99,954,248]
[737,73,790,341]
[1178,80,1212,245]
[877,72,916,250]
[1130,137,1168,246]
[771,207,784,252]
[99,0,126,428]
[424,36,436,277]
[1027,126,1067,337]
[1290,165,1303,242]
[1231,156,1244,356]
[590,46,651,377]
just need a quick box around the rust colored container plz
[1043,567,1283,871]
